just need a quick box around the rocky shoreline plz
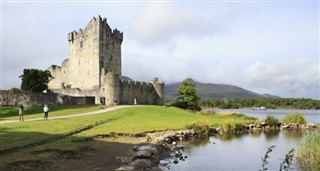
[115,123,318,171]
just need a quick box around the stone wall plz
[119,80,163,105]
[0,91,95,107]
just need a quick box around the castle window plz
[79,41,83,48]
[110,55,113,61]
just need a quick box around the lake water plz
[162,130,311,171]
[162,109,319,171]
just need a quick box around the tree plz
[19,69,54,92]
[174,78,201,111]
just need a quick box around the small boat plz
[251,106,267,111]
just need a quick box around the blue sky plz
[1,1,319,99]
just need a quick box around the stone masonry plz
[48,16,164,105]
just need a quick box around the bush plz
[221,123,246,134]
[10,87,21,94]
[264,115,279,126]
[282,113,307,124]
[296,129,320,171]
[186,122,209,138]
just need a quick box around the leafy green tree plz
[174,78,201,111]
[19,69,54,92]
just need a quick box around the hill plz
[165,81,279,100]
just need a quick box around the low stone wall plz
[0,90,95,107]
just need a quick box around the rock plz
[173,158,179,164]
[150,166,163,171]
[134,150,152,158]
[137,145,158,155]
[131,159,152,168]
[115,166,135,171]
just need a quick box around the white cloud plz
[244,59,319,98]
[130,2,237,44]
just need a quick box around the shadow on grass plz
[0,130,136,171]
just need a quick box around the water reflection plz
[264,129,280,141]
[186,138,209,147]
[282,129,306,140]
[164,130,307,171]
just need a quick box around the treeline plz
[200,98,320,109]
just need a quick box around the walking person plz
[18,105,24,121]
[43,104,49,120]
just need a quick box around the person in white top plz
[43,104,49,120]
[18,105,24,121]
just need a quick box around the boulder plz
[134,150,152,158]
[115,166,135,171]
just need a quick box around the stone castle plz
[48,16,164,105]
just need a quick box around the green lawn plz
[0,105,257,150]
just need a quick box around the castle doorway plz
[100,97,105,105]
[134,97,137,105]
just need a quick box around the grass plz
[282,113,307,124]
[296,129,320,171]
[0,105,102,121]
[0,105,258,151]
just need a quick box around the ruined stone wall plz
[119,80,163,105]
[0,91,95,107]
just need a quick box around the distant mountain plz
[165,81,279,100]
[260,93,280,98]
[120,76,133,81]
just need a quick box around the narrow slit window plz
[79,41,83,48]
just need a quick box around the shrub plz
[282,113,307,124]
[10,87,21,94]
[264,115,279,126]
[186,122,209,138]
[296,129,320,171]
[221,123,246,134]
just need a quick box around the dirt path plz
[0,105,137,124]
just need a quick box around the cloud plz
[244,59,319,98]
[130,2,237,44]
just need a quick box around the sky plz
[1,0,319,99]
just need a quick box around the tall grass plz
[296,129,320,171]
[282,113,307,124]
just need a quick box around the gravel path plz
[0,105,136,124]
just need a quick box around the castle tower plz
[66,16,123,91]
